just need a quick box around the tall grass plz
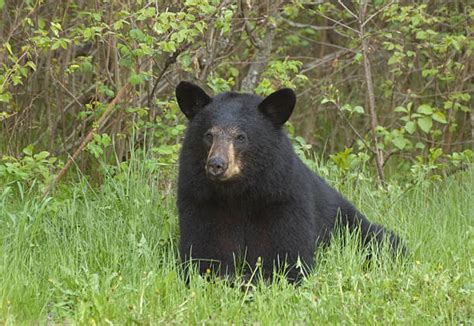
[0,158,472,324]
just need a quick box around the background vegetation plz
[0,0,473,323]
[1,0,473,188]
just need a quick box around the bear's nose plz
[207,157,228,177]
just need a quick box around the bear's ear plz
[176,81,212,120]
[258,88,296,126]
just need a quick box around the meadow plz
[0,158,472,324]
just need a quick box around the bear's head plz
[176,81,296,184]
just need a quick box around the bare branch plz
[301,50,349,74]
[359,0,385,186]
[281,17,336,31]
[50,72,83,108]
[314,12,359,35]
[337,0,358,20]
[239,0,263,49]
[149,46,186,105]
[43,84,131,198]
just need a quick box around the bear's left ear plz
[176,81,212,120]
[258,88,296,126]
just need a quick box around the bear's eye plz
[204,131,213,142]
[236,134,247,143]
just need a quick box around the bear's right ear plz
[176,81,211,120]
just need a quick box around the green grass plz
[0,162,472,324]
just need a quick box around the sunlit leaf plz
[418,116,433,133]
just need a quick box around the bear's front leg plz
[178,203,243,281]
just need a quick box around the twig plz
[314,11,359,35]
[361,0,394,28]
[61,84,96,113]
[301,50,349,74]
[337,0,358,20]
[50,72,83,108]
[281,17,337,31]
[149,47,186,106]
[239,0,262,49]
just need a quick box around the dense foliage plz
[0,0,472,190]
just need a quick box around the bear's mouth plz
[206,170,237,182]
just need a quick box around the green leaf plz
[26,61,37,71]
[12,75,22,85]
[353,53,363,63]
[153,145,174,155]
[341,104,351,111]
[416,30,427,40]
[321,97,335,105]
[79,60,94,74]
[83,28,93,40]
[92,13,101,21]
[392,136,407,150]
[179,53,192,68]
[129,28,146,41]
[0,92,12,103]
[128,72,147,85]
[415,142,425,149]
[113,20,123,30]
[34,151,50,160]
[4,42,12,55]
[432,111,447,124]
[422,68,438,78]
[405,121,416,134]
[159,40,176,53]
[387,54,400,65]
[128,74,141,85]
[51,40,62,50]
[418,116,433,133]
[394,106,407,113]
[22,144,34,156]
[443,101,453,109]
[417,104,433,115]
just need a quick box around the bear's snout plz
[206,156,228,178]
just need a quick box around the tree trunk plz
[240,2,279,92]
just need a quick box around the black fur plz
[176,82,404,283]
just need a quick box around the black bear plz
[176,81,403,283]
